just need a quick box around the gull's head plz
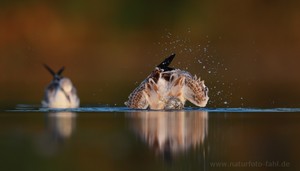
[165,97,184,110]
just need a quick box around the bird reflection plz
[46,112,76,142]
[47,112,76,141]
[37,112,76,156]
[128,111,208,161]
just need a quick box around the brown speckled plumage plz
[125,54,209,110]
[125,82,148,109]
[184,76,208,107]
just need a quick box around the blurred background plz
[1,0,300,108]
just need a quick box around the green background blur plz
[1,0,300,108]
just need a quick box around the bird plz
[42,64,80,108]
[125,54,209,110]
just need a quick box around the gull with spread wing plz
[125,54,209,110]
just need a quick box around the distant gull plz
[42,65,80,108]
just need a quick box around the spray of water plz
[153,29,238,107]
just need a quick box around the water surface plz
[0,106,299,171]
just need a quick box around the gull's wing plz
[125,68,162,109]
[44,64,56,77]
[144,78,165,110]
[126,53,177,109]
[57,66,65,76]
[156,54,176,71]
[183,75,209,107]
[43,64,65,80]
[42,82,57,107]
[125,81,149,109]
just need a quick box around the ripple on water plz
[6,105,300,113]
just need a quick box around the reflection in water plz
[47,112,77,142]
[128,111,208,161]
[37,112,77,156]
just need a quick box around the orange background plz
[1,0,300,108]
